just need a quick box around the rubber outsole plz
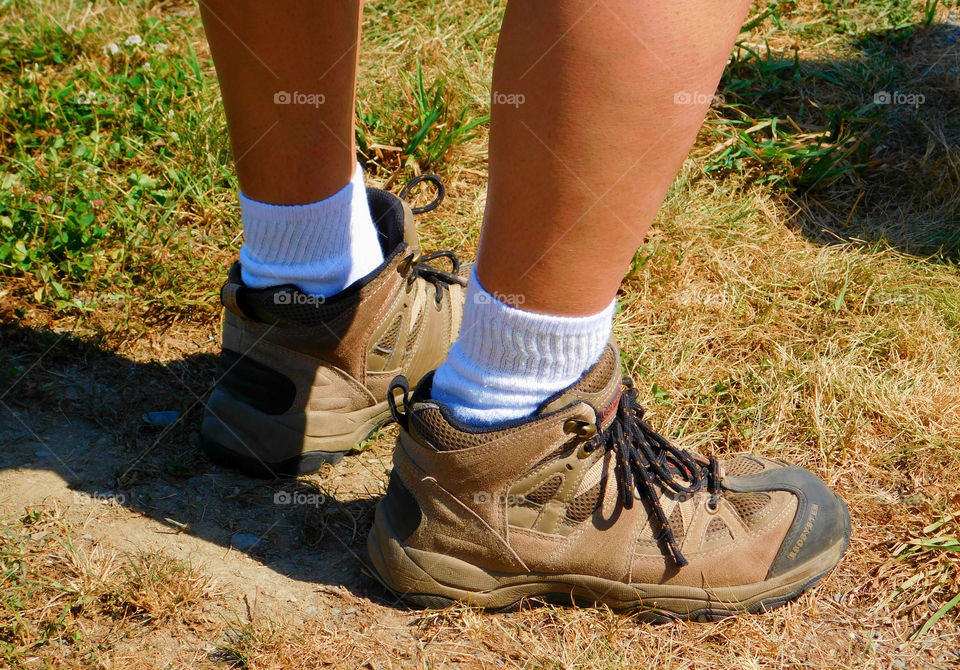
[367,495,852,619]
[394,563,838,621]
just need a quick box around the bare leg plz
[479,0,753,315]
[198,0,362,204]
[370,1,851,608]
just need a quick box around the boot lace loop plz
[395,175,467,304]
[400,250,467,304]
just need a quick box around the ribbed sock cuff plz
[238,162,384,297]
[432,269,615,426]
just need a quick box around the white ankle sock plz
[432,270,615,426]
[238,162,384,297]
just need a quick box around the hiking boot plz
[368,344,850,619]
[200,181,469,478]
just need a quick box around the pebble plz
[231,533,260,550]
[142,411,180,426]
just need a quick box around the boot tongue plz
[398,201,419,253]
[366,187,419,256]
[535,344,623,426]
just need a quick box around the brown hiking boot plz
[368,344,850,618]
[200,182,468,478]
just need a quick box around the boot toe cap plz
[724,464,851,579]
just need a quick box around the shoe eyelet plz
[705,499,720,514]
[564,419,597,439]
[398,251,422,275]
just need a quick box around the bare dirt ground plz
[0,320,427,667]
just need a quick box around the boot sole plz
[200,388,391,478]
[366,496,851,619]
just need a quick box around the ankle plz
[432,270,614,426]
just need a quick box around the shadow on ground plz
[714,20,959,258]
[0,320,400,607]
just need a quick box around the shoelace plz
[582,378,721,567]
[398,249,467,304]
[398,173,446,214]
[396,174,467,304]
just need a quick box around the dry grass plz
[0,506,222,668]
[0,0,958,668]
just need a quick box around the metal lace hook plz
[387,375,411,430]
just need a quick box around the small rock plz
[304,605,318,615]
[142,411,180,426]
[231,533,260,550]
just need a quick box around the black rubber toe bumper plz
[723,465,851,580]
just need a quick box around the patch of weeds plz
[0,2,231,318]
[357,63,487,173]
[890,510,960,639]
